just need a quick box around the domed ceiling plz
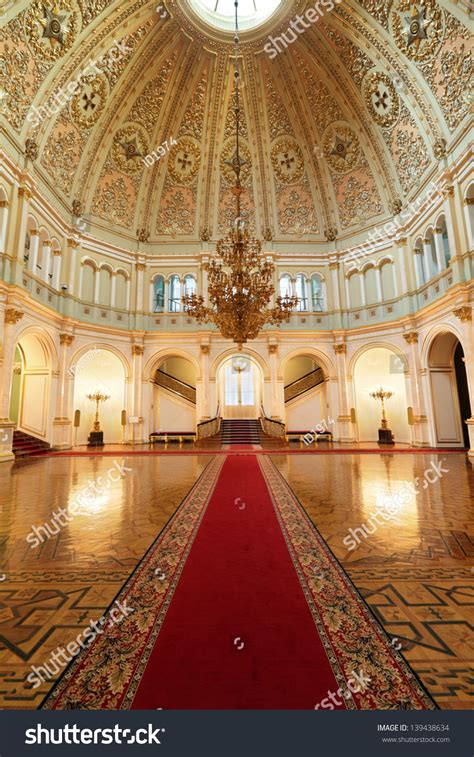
[0,0,471,248]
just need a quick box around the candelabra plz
[86,390,110,433]
[370,386,393,429]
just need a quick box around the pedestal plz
[88,431,104,447]
[378,428,395,445]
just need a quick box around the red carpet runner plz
[44,455,434,710]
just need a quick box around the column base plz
[52,418,72,450]
[0,420,15,462]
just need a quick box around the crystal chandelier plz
[184,0,298,349]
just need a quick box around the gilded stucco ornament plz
[323,125,361,174]
[111,125,148,176]
[271,138,305,186]
[169,138,201,186]
[391,0,443,61]
[25,138,38,162]
[363,72,400,129]
[25,0,80,62]
[70,73,108,129]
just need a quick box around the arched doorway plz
[283,354,326,432]
[152,355,197,433]
[9,332,53,441]
[353,347,410,443]
[72,348,126,445]
[217,355,263,419]
[428,332,471,448]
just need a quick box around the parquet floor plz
[271,453,474,710]
[0,451,472,710]
[0,455,211,709]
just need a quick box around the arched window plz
[279,275,292,300]
[311,274,325,311]
[153,275,165,312]
[184,274,197,297]
[438,218,451,267]
[295,274,307,311]
[169,275,181,312]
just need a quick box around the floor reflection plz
[271,453,474,709]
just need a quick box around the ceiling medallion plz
[111,125,149,176]
[70,74,108,129]
[183,0,297,349]
[169,137,201,186]
[323,125,360,174]
[391,1,442,61]
[363,72,400,129]
[25,0,79,61]
[271,138,304,185]
[221,137,252,186]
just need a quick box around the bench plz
[149,431,196,444]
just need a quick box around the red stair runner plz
[44,455,434,711]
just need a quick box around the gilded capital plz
[136,263,147,272]
[4,308,24,325]
[334,344,347,354]
[18,186,32,200]
[403,331,418,344]
[200,345,210,355]
[453,306,472,323]
[59,334,74,346]
[132,345,145,356]
[268,344,278,355]
[329,261,339,271]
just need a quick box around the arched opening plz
[353,347,410,443]
[428,332,471,448]
[152,355,197,433]
[72,348,126,445]
[217,355,263,420]
[9,332,52,441]
[283,354,326,432]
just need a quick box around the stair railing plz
[197,403,221,440]
[284,367,324,403]
[154,369,197,404]
[259,405,286,439]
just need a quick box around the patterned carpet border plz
[41,456,225,710]
[258,456,437,710]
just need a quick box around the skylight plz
[189,0,282,32]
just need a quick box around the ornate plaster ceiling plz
[0,0,471,247]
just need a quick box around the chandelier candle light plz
[184,0,298,349]
[370,386,395,444]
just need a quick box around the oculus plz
[188,0,282,32]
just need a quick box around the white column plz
[149,281,155,312]
[413,251,423,288]
[42,240,52,284]
[0,200,8,254]
[463,197,474,251]
[392,264,398,297]
[126,278,131,310]
[136,263,146,312]
[93,268,100,303]
[422,239,432,282]
[359,273,366,306]
[403,331,429,446]
[433,229,445,272]
[375,267,383,302]
[330,262,340,310]
[344,276,351,310]
[110,273,117,308]
[52,251,62,290]
[395,238,408,294]
[164,278,170,312]
[78,263,85,300]
[67,238,80,295]
[11,187,31,284]
[28,230,40,274]
[0,308,24,420]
